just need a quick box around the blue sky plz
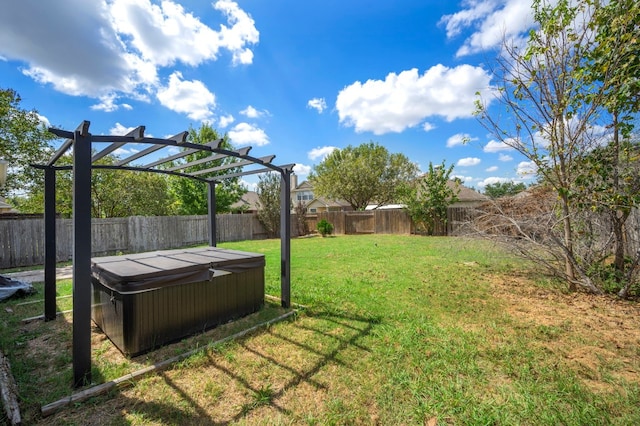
[0,0,538,191]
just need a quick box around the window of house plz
[297,191,313,201]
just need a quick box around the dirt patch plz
[487,272,640,390]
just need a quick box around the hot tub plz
[91,247,265,356]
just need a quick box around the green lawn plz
[1,234,639,425]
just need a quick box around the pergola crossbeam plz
[91,126,145,163]
[190,155,276,177]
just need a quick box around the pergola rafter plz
[32,120,293,388]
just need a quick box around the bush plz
[317,219,334,237]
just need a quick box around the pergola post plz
[280,168,292,308]
[208,180,217,247]
[44,167,57,321]
[72,122,92,387]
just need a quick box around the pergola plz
[32,121,294,387]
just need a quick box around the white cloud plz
[218,114,235,128]
[110,122,136,135]
[457,157,481,167]
[422,122,436,132]
[485,165,498,172]
[483,139,514,153]
[114,147,140,156]
[227,122,269,146]
[293,164,311,176]
[0,0,257,108]
[240,105,267,118]
[478,176,512,188]
[110,0,258,67]
[452,174,475,184]
[447,132,477,148]
[308,146,337,161]
[440,0,534,57]
[213,0,260,65]
[38,114,50,128]
[91,93,126,112]
[498,153,513,162]
[156,72,216,121]
[307,98,327,113]
[336,64,494,135]
[240,178,257,191]
[517,161,537,177]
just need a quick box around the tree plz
[474,0,612,293]
[293,200,309,236]
[402,161,459,235]
[484,182,527,199]
[0,88,54,198]
[256,172,281,238]
[310,142,419,211]
[168,123,246,215]
[580,0,640,291]
[14,154,175,217]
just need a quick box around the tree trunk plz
[561,195,577,291]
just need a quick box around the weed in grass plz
[240,383,274,415]
[204,379,225,401]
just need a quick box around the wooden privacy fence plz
[306,209,414,235]
[0,214,267,269]
[1,208,480,269]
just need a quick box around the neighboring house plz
[448,181,489,207]
[0,197,17,214]
[306,197,352,213]
[230,191,260,214]
[290,174,352,213]
[291,175,315,206]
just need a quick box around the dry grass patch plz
[487,272,640,393]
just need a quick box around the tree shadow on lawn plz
[40,309,382,424]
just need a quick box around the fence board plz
[0,214,264,269]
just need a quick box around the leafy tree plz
[474,0,613,293]
[484,182,527,199]
[168,123,246,215]
[580,0,640,291]
[15,154,174,217]
[0,88,54,198]
[402,161,459,235]
[256,172,281,238]
[310,142,419,211]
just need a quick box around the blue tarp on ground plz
[0,275,36,301]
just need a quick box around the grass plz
[1,234,639,425]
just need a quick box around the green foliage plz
[402,161,459,235]
[316,219,334,237]
[484,181,527,198]
[585,0,640,137]
[0,88,54,198]
[168,123,246,215]
[257,172,281,238]
[310,141,419,211]
[14,154,175,217]
[474,0,640,293]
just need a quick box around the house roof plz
[230,191,260,211]
[293,180,313,191]
[0,197,18,213]
[447,180,489,202]
[307,197,351,209]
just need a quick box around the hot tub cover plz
[92,247,265,292]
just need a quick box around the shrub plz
[317,219,334,237]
